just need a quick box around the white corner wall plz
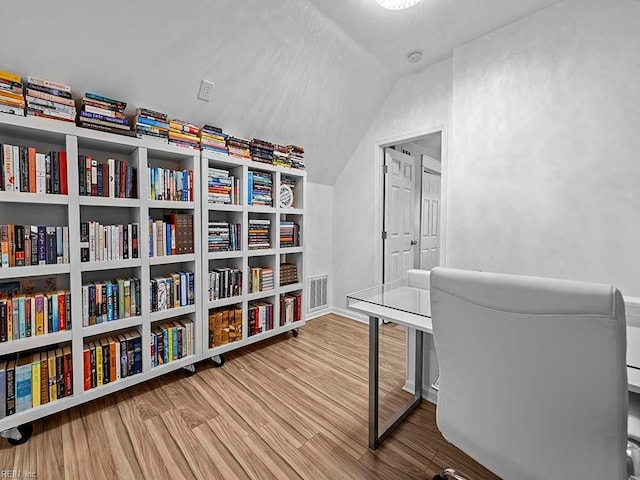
[448,0,640,296]
[332,59,452,309]
[306,183,334,308]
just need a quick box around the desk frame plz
[369,315,423,449]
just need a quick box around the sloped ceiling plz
[306,0,561,76]
[0,0,394,185]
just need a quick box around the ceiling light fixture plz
[376,0,422,10]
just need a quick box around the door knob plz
[410,240,417,246]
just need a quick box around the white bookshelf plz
[201,150,306,361]
[0,114,202,434]
[0,114,305,438]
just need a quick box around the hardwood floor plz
[0,314,500,480]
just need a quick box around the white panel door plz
[420,170,441,270]
[384,148,416,283]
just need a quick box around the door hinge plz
[382,231,387,240]
[383,165,388,174]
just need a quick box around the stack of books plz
[280,293,302,325]
[0,70,25,116]
[148,167,193,202]
[209,307,243,347]
[207,167,239,205]
[208,267,242,301]
[247,171,273,206]
[150,272,195,312]
[280,221,300,248]
[151,319,193,367]
[169,119,200,151]
[26,76,75,123]
[77,93,133,136]
[288,145,305,170]
[148,214,194,257]
[81,277,142,326]
[83,331,142,390]
[0,289,71,340]
[0,224,69,267]
[228,137,251,159]
[78,155,137,199]
[250,267,274,293]
[200,126,228,155]
[280,263,299,286]
[80,222,140,263]
[248,219,271,250]
[1,144,68,195]
[273,144,290,167]
[250,139,274,165]
[133,108,169,143]
[208,221,241,252]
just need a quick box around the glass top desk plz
[347,280,431,449]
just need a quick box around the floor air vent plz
[308,275,328,311]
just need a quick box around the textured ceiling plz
[306,0,561,75]
[0,0,393,185]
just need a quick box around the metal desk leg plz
[369,317,424,449]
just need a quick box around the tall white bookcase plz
[202,151,306,362]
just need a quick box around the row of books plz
[281,293,302,325]
[280,221,300,248]
[1,145,68,194]
[248,301,274,337]
[148,167,193,202]
[249,267,274,293]
[83,330,142,390]
[79,155,138,199]
[247,171,273,206]
[1,290,71,342]
[169,120,200,151]
[280,263,299,286]
[208,268,242,301]
[0,224,69,268]
[0,70,305,168]
[208,167,240,205]
[150,319,194,367]
[82,278,142,326]
[148,214,194,257]
[0,346,73,418]
[80,222,140,263]
[208,221,241,252]
[248,219,271,250]
[208,307,242,347]
[200,126,228,155]
[150,272,195,312]
[78,93,134,137]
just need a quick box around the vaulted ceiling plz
[0,0,560,185]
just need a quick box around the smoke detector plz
[407,51,423,63]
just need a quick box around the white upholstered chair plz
[429,267,629,480]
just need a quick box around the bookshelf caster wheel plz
[291,329,299,338]
[2,423,33,446]
[183,364,196,376]
[211,355,225,368]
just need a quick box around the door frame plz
[374,124,450,285]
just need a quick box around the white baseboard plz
[306,308,331,320]
[403,381,438,405]
[329,307,369,324]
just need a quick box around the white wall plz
[305,183,334,307]
[448,0,640,296]
[332,59,452,309]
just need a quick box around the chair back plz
[430,267,628,480]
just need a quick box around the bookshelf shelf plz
[208,251,243,260]
[281,208,304,215]
[149,305,196,323]
[279,246,303,254]
[0,192,68,205]
[150,354,198,375]
[149,254,196,266]
[82,316,143,337]
[0,330,73,357]
[0,264,70,280]
[280,282,304,294]
[208,204,242,212]
[81,259,142,272]
[148,200,195,210]
[247,206,276,214]
[247,248,276,257]
[208,297,243,309]
[247,290,276,301]
[206,320,303,357]
[78,197,140,208]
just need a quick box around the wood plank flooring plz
[0,313,500,480]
